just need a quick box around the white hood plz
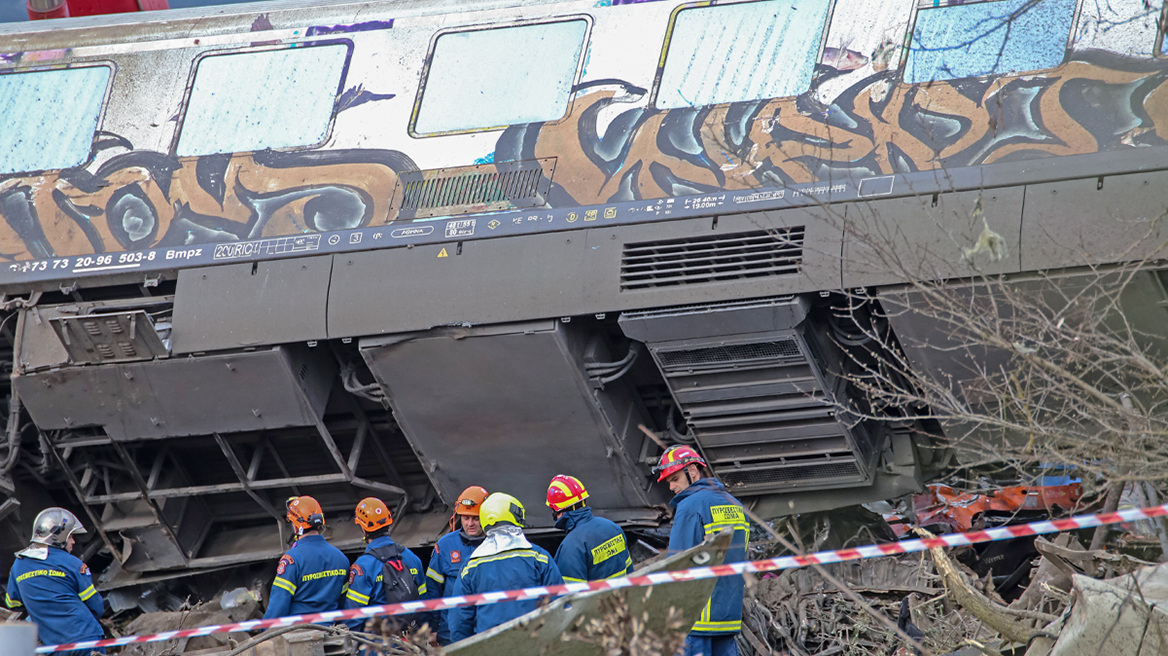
[469,524,531,559]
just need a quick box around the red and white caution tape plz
[37,502,1168,653]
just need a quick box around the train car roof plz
[0,0,555,49]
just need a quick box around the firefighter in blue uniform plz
[5,508,105,655]
[545,475,632,582]
[655,445,750,656]
[422,485,488,645]
[342,497,428,633]
[449,493,563,642]
[263,496,350,619]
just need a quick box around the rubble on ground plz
[742,476,1168,656]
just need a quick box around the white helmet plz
[29,508,86,548]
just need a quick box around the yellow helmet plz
[479,493,526,530]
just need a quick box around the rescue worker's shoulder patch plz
[277,554,294,575]
[79,563,90,575]
[350,563,364,583]
[450,550,461,563]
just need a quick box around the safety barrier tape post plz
[36,502,1168,653]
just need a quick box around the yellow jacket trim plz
[78,585,97,601]
[417,582,427,595]
[563,576,586,583]
[463,549,548,574]
[692,619,743,632]
[590,534,627,565]
[691,598,741,633]
[5,593,21,608]
[273,576,297,594]
[15,569,66,582]
[301,568,346,582]
[426,568,445,584]
[605,563,633,579]
[346,589,370,604]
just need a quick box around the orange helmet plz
[546,475,589,512]
[455,486,489,516]
[354,497,393,533]
[286,496,325,535]
[653,445,706,482]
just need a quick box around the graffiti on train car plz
[0,52,1166,262]
[516,51,1168,205]
[0,144,416,261]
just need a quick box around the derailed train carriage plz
[0,0,1165,588]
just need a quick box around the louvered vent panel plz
[620,228,804,291]
[718,458,863,491]
[392,159,555,219]
[657,339,803,370]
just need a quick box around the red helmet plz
[546,475,589,512]
[653,445,706,482]
[286,496,325,535]
[354,497,393,533]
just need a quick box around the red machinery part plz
[29,0,169,19]
[26,0,67,20]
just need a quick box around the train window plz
[1074,0,1164,58]
[905,0,1077,84]
[653,0,832,110]
[176,43,350,157]
[412,19,589,136]
[0,66,111,176]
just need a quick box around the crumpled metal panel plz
[15,345,334,437]
[446,531,732,656]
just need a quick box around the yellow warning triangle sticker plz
[437,248,448,258]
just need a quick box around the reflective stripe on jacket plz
[421,529,484,644]
[263,534,350,619]
[553,507,633,582]
[668,478,749,635]
[6,546,104,646]
[449,545,562,642]
[342,535,428,631]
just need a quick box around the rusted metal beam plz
[261,433,302,497]
[341,393,408,493]
[214,433,284,521]
[84,473,350,503]
[47,444,121,559]
[107,438,187,562]
[308,407,406,500]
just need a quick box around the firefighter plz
[342,497,428,633]
[263,496,350,619]
[545,475,632,582]
[5,508,105,655]
[654,445,750,656]
[422,485,488,645]
[449,493,562,641]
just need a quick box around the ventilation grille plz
[392,159,555,220]
[620,228,804,291]
[657,339,802,370]
[717,459,863,491]
[50,311,170,365]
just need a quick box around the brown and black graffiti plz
[1,51,1166,263]
[0,143,415,261]
[507,51,1168,204]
